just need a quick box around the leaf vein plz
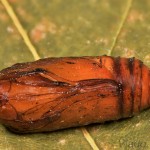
[108,0,133,56]
[81,127,99,150]
[1,0,40,60]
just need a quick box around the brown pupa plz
[0,56,149,133]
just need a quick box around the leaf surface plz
[0,0,149,149]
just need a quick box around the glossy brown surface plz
[0,56,149,133]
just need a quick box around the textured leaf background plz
[0,0,150,149]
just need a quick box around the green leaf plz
[0,0,149,149]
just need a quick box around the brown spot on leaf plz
[144,54,150,65]
[122,48,135,57]
[30,19,57,43]
[127,10,144,23]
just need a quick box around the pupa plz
[0,56,149,133]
